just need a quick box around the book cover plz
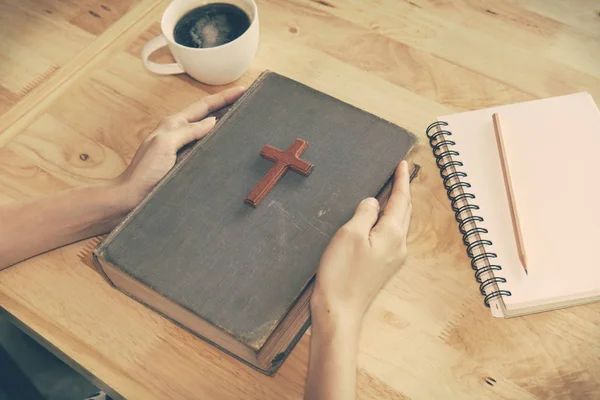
[93,71,417,374]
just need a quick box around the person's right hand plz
[310,160,413,331]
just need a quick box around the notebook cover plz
[438,92,600,316]
[94,71,418,350]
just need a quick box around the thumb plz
[344,197,380,235]
[171,116,217,150]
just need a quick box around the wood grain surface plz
[0,0,140,118]
[0,0,599,399]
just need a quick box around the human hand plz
[310,160,412,332]
[112,86,245,210]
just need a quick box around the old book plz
[93,71,417,375]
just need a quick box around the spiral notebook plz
[426,92,600,318]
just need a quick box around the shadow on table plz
[0,314,99,400]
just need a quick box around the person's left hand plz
[112,86,245,209]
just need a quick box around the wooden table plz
[1,0,599,398]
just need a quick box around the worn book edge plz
[92,250,313,375]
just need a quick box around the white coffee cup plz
[142,0,259,85]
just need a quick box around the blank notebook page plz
[440,92,600,317]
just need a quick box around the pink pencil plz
[493,112,528,275]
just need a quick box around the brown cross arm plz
[245,139,314,207]
[260,140,313,175]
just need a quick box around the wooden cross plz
[245,139,314,207]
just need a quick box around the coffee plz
[173,3,251,49]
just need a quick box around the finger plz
[169,117,217,150]
[371,161,411,244]
[177,86,246,123]
[343,197,380,236]
[381,160,411,225]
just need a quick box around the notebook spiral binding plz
[425,121,512,307]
